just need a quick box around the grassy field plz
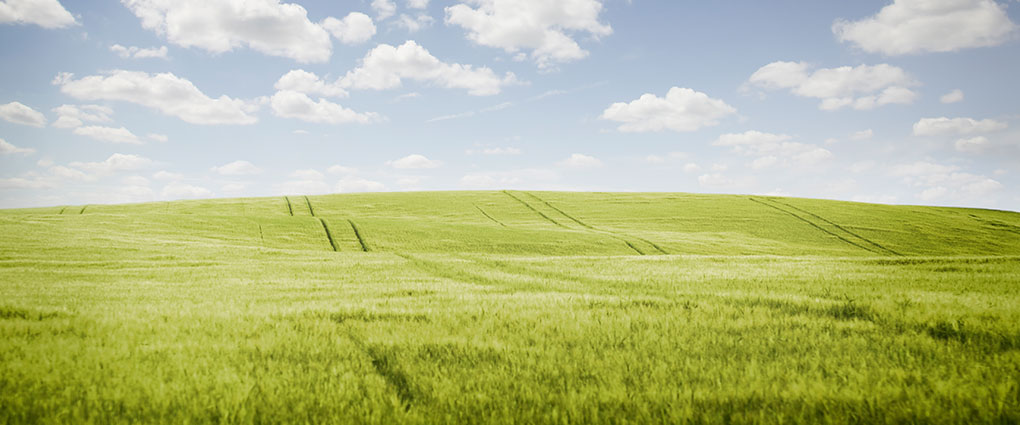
[1,191,1019,424]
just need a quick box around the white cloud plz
[850,129,873,140]
[274,69,348,98]
[70,153,153,175]
[748,62,917,110]
[51,104,113,128]
[73,125,141,144]
[941,89,965,104]
[891,160,1002,202]
[712,131,833,169]
[0,138,35,155]
[466,146,521,155]
[211,160,262,176]
[321,12,376,45]
[388,153,441,169]
[270,90,381,124]
[600,87,736,133]
[110,44,168,59]
[0,101,46,127]
[290,169,324,180]
[336,177,385,192]
[445,0,612,69]
[556,153,602,169]
[407,0,428,9]
[153,170,183,180]
[56,70,257,125]
[147,133,168,142]
[0,0,76,28]
[912,117,1007,136]
[162,181,213,199]
[395,13,433,32]
[327,165,358,175]
[372,0,396,20]
[121,0,332,63]
[833,0,1017,55]
[955,136,990,153]
[340,41,518,96]
[683,163,701,173]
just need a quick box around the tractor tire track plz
[349,219,370,252]
[749,198,879,255]
[57,207,66,215]
[284,197,294,216]
[304,196,316,217]
[317,218,338,252]
[769,199,901,256]
[524,192,668,255]
[473,204,506,227]
[79,205,88,215]
[502,190,566,228]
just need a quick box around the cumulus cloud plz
[833,0,1016,56]
[600,87,736,132]
[274,69,348,98]
[211,160,262,176]
[0,0,76,28]
[556,153,602,169]
[748,62,917,110]
[941,89,964,104]
[110,44,168,59]
[56,70,257,125]
[153,170,183,180]
[121,0,333,63]
[51,104,113,128]
[270,90,381,124]
[147,133,168,142]
[340,41,518,96]
[712,131,833,169]
[955,136,990,153]
[891,160,1002,202]
[321,12,376,44]
[0,101,46,127]
[395,13,433,32]
[407,0,429,9]
[72,125,141,144]
[0,138,35,155]
[372,0,396,20]
[912,117,1007,136]
[70,153,153,175]
[162,181,213,199]
[850,129,874,140]
[445,0,612,69]
[388,154,441,169]
[336,177,385,192]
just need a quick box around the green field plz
[1,191,1019,424]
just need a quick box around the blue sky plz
[1,0,1018,211]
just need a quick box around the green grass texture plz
[2,191,1019,424]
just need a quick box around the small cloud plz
[940,89,965,104]
[73,125,141,144]
[211,160,262,176]
[954,136,989,153]
[683,163,701,173]
[387,154,441,169]
[153,170,184,180]
[600,87,736,132]
[557,153,603,169]
[327,165,358,175]
[162,182,213,200]
[336,177,385,192]
[147,133,168,142]
[110,44,168,59]
[850,129,873,140]
[0,101,47,127]
[0,138,35,155]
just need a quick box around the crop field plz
[1,191,1019,424]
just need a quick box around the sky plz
[1,0,1019,211]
